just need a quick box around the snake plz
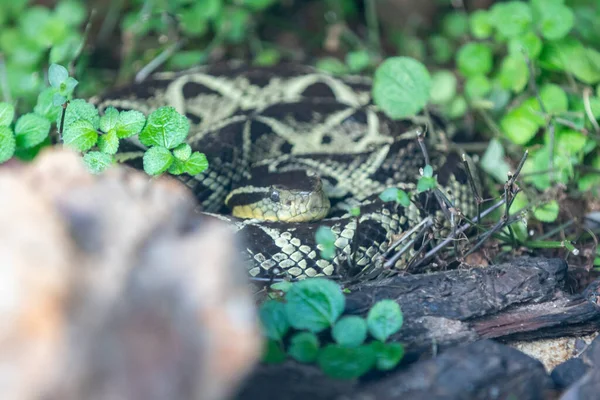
[93,62,475,280]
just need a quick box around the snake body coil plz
[94,62,474,280]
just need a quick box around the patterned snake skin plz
[93,62,475,280]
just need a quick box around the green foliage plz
[379,187,411,207]
[315,226,337,260]
[260,279,405,379]
[373,57,432,119]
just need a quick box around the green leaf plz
[465,75,491,100]
[469,10,493,39]
[428,35,453,64]
[349,207,361,217]
[554,128,587,155]
[0,102,15,126]
[54,0,87,26]
[218,7,250,43]
[167,159,186,175]
[270,281,293,293]
[481,138,511,183]
[369,341,405,371]
[63,119,98,151]
[332,316,368,347]
[60,77,78,96]
[367,300,403,342]
[508,32,542,59]
[99,107,119,133]
[253,48,281,67]
[423,165,433,178]
[83,151,113,174]
[139,106,189,149]
[372,57,431,119]
[241,0,277,11]
[316,58,349,75]
[490,2,532,38]
[317,344,376,380]
[535,2,574,40]
[533,200,560,222]
[173,143,192,161]
[97,130,119,155]
[48,63,68,88]
[500,106,541,145]
[34,88,61,121]
[0,126,15,163]
[143,146,174,176]
[444,96,468,119]
[14,137,50,161]
[50,34,82,65]
[540,84,568,114]
[14,113,51,149]
[496,55,529,93]
[417,177,436,193]
[429,70,456,104]
[456,43,493,78]
[442,11,469,39]
[62,99,99,129]
[345,50,371,73]
[259,300,289,341]
[539,38,600,84]
[378,187,410,207]
[315,226,336,260]
[262,339,286,364]
[284,278,345,333]
[115,110,146,139]
[184,152,209,175]
[53,93,67,106]
[288,332,320,363]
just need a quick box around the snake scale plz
[94,62,475,280]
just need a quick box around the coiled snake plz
[94,62,475,280]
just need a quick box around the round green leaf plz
[167,159,186,175]
[533,200,560,222]
[428,35,453,64]
[537,3,574,40]
[465,75,491,100]
[372,57,431,119]
[442,12,469,39]
[417,176,437,193]
[0,126,15,163]
[63,119,98,151]
[423,165,433,178]
[367,300,403,342]
[332,316,367,347]
[469,10,493,39]
[456,43,493,78]
[444,96,467,119]
[0,102,15,126]
[97,130,119,155]
[490,2,532,38]
[83,151,113,174]
[143,145,174,176]
[379,187,410,207]
[115,110,146,139]
[284,278,345,333]
[288,332,320,363]
[62,99,99,129]
[48,63,68,88]
[254,48,281,67]
[14,113,51,149]
[173,143,192,161]
[345,50,371,73]
[99,106,119,133]
[370,341,405,371]
[316,58,349,75]
[429,70,456,104]
[259,300,289,341]
[184,152,209,175]
[481,138,511,183]
[139,106,189,149]
[508,32,542,59]
[539,84,568,114]
[496,54,529,93]
[317,344,376,380]
[555,128,587,154]
[500,106,541,145]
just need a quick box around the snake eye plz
[270,190,280,202]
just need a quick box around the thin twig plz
[58,100,70,143]
[364,0,381,55]
[382,217,433,269]
[135,38,187,83]
[583,87,600,133]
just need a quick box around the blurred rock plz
[0,149,261,400]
